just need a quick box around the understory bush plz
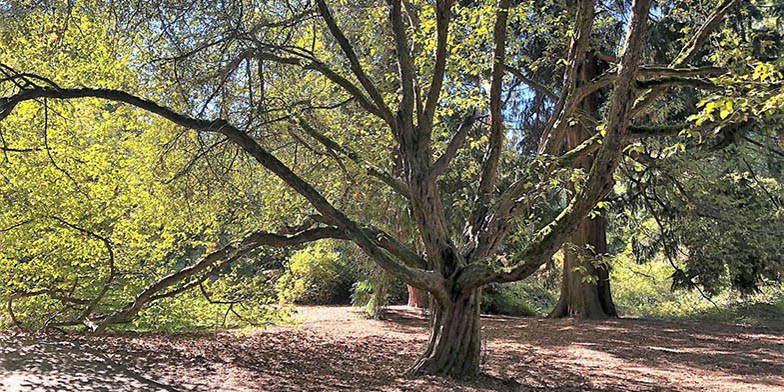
[131,268,293,332]
[481,283,538,317]
[276,241,355,305]
[351,267,407,318]
[610,253,784,327]
[479,256,560,317]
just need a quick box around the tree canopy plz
[1,0,782,379]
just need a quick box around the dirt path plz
[2,306,783,391]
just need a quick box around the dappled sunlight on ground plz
[1,306,783,391]
[0,334,177,391]
[482,315,784,391]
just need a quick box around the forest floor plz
[1,306,783,391]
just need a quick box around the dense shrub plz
[351,267,408,318]
[610,253,784,326]
[276,242,355,305]
[481,283,548,317]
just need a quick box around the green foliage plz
[351,280,388,318]
[276,242,354,305]
[351,271,408,318]
[132,277,292,332]
[611,253,784,328]
[612,147,784,296]
[481,262,560,317]
[0,6,294,330]
[481,283,538,317]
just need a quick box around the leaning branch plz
[95,227,345,331]
[503,64,558,101]
[388,0,417,131]
[0,85,449,305]
[467,0,511,237]
[421,0,454,132]
[429,112,476,178]
[636,77,722,90]
[256,50,386,120]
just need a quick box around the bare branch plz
[505,64,724,106]
[0,146,41,153]
[422,0,454,131]
[297,118,411,198]
[632,0,740,116]
[503,64,558,101]
[315,0,393,123]
[429,112,476,178]
[255,50,386,120]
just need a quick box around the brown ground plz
[1,306,783,391]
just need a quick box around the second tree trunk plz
[549,216,616,318]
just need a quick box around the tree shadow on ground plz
[480,314,784,391]
[2,307,782,391]
[0,333,178,392]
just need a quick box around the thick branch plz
[389,0,417,137]
[363,225,428,269]
[638,65,724,78]
[467,0,511,239]
[96,227,345,331]
[636,76,721,90]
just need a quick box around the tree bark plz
[549,51,617,319]
[549,216,616,318]
[407,285,426,308]
[406,288,482,378]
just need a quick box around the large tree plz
[2,0,780,378]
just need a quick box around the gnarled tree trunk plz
[407,288,482,378]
